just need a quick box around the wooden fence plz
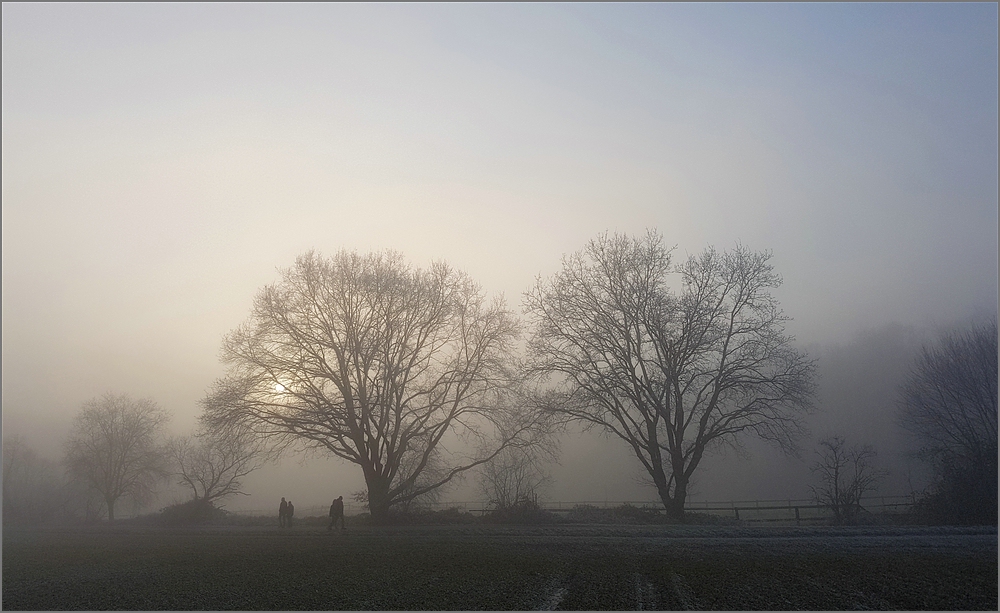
[231,495,916,524]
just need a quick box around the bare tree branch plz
[169,418,275,506]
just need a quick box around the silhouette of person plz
[328,496,346,531]
[279,497,288,528]
[286,500,294,528]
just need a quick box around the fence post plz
[795,507,800,525]
[734,507,740,520]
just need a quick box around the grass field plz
[3,523,996,610]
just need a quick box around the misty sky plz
[3,4,997,512]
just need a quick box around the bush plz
[481,498,561,524]
[409,507,480,525]
[912,459,999,526]
[137,498,230,525]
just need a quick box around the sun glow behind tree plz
[202,249,546,522]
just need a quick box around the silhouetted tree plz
[525,232,815,521]
[898,319,998,524]
[169,420,273,506]
[202,250,540,523]
[2,435,63,524]
[64,393,170,522]
[58,475,105,523]
[477,445,552,512]
[348,445,449,515]
[3,434,31,502]
[810,436,886,524]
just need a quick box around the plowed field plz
[3,524,996,610]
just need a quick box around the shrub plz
[139,498,230,525]
[912,459,999,525]
[482,497,560,524]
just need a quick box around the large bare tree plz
[202,250,532,522]
[63,393,170,522]
[898,319,997,523]
[525,232,815,520]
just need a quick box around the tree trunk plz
[663,479,688,522]
[366,474,392,524]
[651,469,680,522]
[106,495,116,523]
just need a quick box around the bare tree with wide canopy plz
[525,231,815,520]
[203,250,532,522]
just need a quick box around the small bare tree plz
[169,419,273,506]
[525,232,815,521]
[64,393,170,522]
[478,445,552,511]
[810,436,886,524]
[477,399,558,511]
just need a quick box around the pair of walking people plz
[278,497,295,528]
[276,495,344,530]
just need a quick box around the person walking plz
[328,496,346,532]
[286,500,295,528]
[278,497,288,528]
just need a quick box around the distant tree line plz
[898,319,997,525]
[3,231,994,526]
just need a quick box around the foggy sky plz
[3,4,997,512]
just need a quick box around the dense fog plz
[3,3,996,520]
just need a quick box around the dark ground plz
[2,523,996,610]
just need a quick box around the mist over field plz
[2,3,997,518]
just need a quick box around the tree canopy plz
[524,232,815,519]
[63,393,169,522]
[898,319,997,524]
[202,250,534,521]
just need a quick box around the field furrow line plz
[536,576,568,610]
[669,571,699,610]
[634,572,657,610]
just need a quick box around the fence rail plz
[228,495,916,524]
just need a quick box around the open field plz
[3,523,996,610]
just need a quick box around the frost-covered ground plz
[332,522,997,550]
[3,523,996,610]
